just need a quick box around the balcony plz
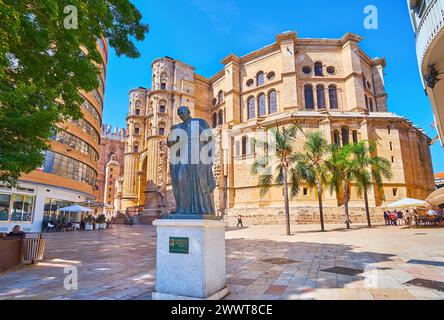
[126,110,146,118]
[414,0,444,68]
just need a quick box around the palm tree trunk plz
[364,186,371,227]
[282,168,291,236]
[343,180,350,229]
[317,182,325,232]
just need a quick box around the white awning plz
[426,188,444,206]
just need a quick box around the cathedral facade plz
[121,31,435,225]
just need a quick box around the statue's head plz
[177,106,192,122]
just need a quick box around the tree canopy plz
[0,0,149,185]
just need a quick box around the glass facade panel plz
[43,151,98,186]
[0,193,34,223]
[0,194,10,221]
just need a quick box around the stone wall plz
[225,206,386,226]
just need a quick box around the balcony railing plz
[415,0,444,67]
[126,110,146,117]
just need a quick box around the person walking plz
[389,211,395,226]
[397,210,405,226]
[237,215,244,228]
[383,211,389,226]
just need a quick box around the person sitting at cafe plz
[7,225,25,239]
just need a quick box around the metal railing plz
[415,0,444,67]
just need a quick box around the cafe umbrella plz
[57,205,94,231]
[386,198,428,229]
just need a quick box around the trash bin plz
[22,234,46,265]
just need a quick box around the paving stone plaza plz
[1,224,444,300]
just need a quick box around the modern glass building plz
[0,37,108,233]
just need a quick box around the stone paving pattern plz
[1,224,444,300]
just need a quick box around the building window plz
[218,109,224,125]
[212,98,218,106]
[267,72,276,81]
[369,98,374,112]
[134,124,140,135]
[304,85,314,109]
[302,66,312,74]
[314,62,323,76]
[0,193,35,223]
[160,73,168,90]
[269,90,277,114]
[248,96,255,119]
[43,151,97,186]
[391,156,395,163]
[212,113,217,128]
[135,108,141,116]
[159,127,165,136]
[388,125,391,135]
[333,130,341,146]
[51,129,99,162]
[250,137,256,154]
[303,188,309,196]
[362,74,367,89]
[352,130,358,144]
[246,79,254,87]
[43,199,75,224]
[241,136,248,157]
[365,95,369,109]
[341,127,350,145]
[133,144,139,153]
[159,104,166,113]
[327,66,336,75]
[393,188,398,197]
[257,71,265,86]
[258,93,266,117]
[329,85,338,109]
[218,91,224,104]
[316,84,326,109]
[390,142,393,151]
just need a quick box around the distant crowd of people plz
[384,208,443,226]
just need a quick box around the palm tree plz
[326,144,354,229]
[349,141,393,227]
[251,125,301,236]
[291,131,330,231]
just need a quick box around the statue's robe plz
[168,118,216,215]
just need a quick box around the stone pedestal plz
[152,219,228,300]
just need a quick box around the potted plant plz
[84,214,94,231]
[96,214,107,230]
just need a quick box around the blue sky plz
[103,0,444,173]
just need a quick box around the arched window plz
[242,136,248,157]
[218,91,224,104]
[304,84,314,109]
[250,137,256,154]
[212,113,217,128]
[134,123,140,135]
[258,93,266,117]
[135,108,141,116]
[160,73,168,90]
[158,122,166,136]
[333,130,341,146]
[352,130,358,144]
[257,71,265,86]
[316,84,326,109]
[269,90,277,114]
[314,62,323,76]
[369,98,374,112]
[248,96,255,119]
[362,74,367,89]
[133,143,139,153]
[218,109,224,125]
[329,85,338,109]
[341,127,349,145]
[159,100,167,113]
[365,95,369,109]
